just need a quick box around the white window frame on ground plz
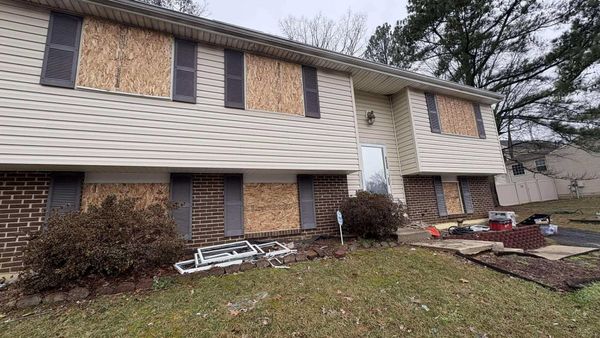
[512,163,525,176]
[535,159,547,172]
[360,144,390,195]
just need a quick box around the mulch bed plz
[468,251,600,291]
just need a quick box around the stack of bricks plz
[188,174,347,248]
[0,172,50,275]
[445,225,546,250]
[403,176,495,224]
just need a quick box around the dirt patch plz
[469,251,600,291]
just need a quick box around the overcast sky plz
[205,0,408,38]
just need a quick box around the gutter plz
[85,0,504,102]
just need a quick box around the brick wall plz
[445,225,545,249]
[0,172,348,272]
[0,172,50,274]
[403,176,494,224]
[189,174,347,247]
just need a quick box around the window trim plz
[359,143,390,195]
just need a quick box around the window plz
[424,93,486,139]
[361,145,389,194]
[535,159,547,172]
[512,163,525,176]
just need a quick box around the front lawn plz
[2,247,599,337]
[509,196,600,232]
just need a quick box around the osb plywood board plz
[246,54,304,115]
[77,17,172,97]
[82,183,169,211]
[437,95,478,137]
[77,18,121,91]
[243,183,300,233]
[119,27,172,96]
[443,182,464,215]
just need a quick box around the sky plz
[204,0,408,38]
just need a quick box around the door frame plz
[359,143,391,194]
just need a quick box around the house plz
[495,141,600,205]
[0,0,505,276]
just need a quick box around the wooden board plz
[443,182,464,215]
[77,17,121,91]
[243,183,300,233]
[245,54,304,115]
[76,17,172,97]
[119,26,172,97]
[437,95,478,137]
[81,183,169,211]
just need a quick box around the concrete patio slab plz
[397,228,431,243]
[411,239,501,255]
[527,245,599,261]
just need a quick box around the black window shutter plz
[298,175,317,229]
[473,103,486,139]
[425,93,441,133]
[433,176,447,217]
[224,49,245,109]
[170,174,193,239]
[40,12,82,88]
[459,177,474,214]
[47,173,83,216]
[173,39,197,103]
[224,175,244,237]
[302,66,320,118]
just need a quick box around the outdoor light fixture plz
[366,110,376,125]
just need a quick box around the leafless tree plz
[138,0,209,17]
[279,9,368,56]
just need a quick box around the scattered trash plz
[519,214,551,226]
[540,224,559,236]
[421,304,430,312]
[459,278,470,283]
[226,292,269,316]
[174,241,296,274]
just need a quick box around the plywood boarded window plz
[243,183,300,233]
[245,54,304,115]
[436,95,479,137]
[81,183,169,211]
[77,17,172,97]
[442,181,464,215]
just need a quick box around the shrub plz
[339,191,408,239]
[20,195,186,293]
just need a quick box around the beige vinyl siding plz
[0,0,359,171]
[347,91,405,202]
[391,89,419,175]
[408,88,505,174]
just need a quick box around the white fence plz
[496,179,558,206]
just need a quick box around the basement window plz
[535,159,547,172]
[512,163,525,176]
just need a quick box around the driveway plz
[552,228,600,248]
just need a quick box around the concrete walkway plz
[552,228,600,248]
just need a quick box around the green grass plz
[2,247,600,337]
[510,196,600,232]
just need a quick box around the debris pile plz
[174,241,297,274]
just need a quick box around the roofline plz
[86,0,504,102]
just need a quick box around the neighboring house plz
[495,141,600,205]
[0,0,505,275]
